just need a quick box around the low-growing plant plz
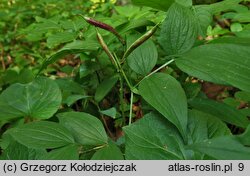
[0,0,250,160]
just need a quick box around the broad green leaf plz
[187,136,250,159]
[56,78,85,95]
[100,107,117,119]
[39,40,99,73]
[189,98,249,128]
[63,95,90,106]
[209,0,243,14]
[114,5,146,19]
[9,121,74,149]
[176,0,192,7]
[235,91,250,102]
[209,36,250,46]
[117,20,155,35]
[26,18,61,37]
[230,23,243,32]
[1,68,34,85]
[232,12,250,22]
[235,30,250,38]
[194,6,213,37]
[123,112,185,159]
[139,73,188,140]
[0,77,61,121]
[91,141,124,160]
[237,125,250,146]
[131,0,175,11]
[187,110,231,159]
[41,144,79,160]
[159,3,198,55]
[127,37,157,75]
[61,18,85,31]
[176,44,250,92]
[95,75,119,102]
[58,112,108,146]
[47,31,77,48]
[188,110,231,144]
[1,141,46,160]
[183,82,201,100]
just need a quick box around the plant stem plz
[0,45,5,70]
[113,53,135,92]
[119,75,125,121]
[134,59,175,87]
[129,92,134,126]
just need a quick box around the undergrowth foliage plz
[0,0,250,160]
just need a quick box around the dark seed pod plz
[81,15,125,45]
[84,16,114,32]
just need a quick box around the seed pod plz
[80,15,125,45]
[122,23,159,63]
[84,16,114,32]
[96,30,116,66]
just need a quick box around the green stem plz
[134,59,175,87]
[119,75,125,121]
[129,92,134,126]
[113,53,135,92]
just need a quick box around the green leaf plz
[139,73,188,140]
[187,136,250,159]
[0,77,61,121]
[123,112,185,159]
[230,23,243,32]
[91,141,124,160]
[1,141,46,160]
[8,121,74,149]
[235,91,250,102]
[194,6,213,37]
[232,12,250,23]
[189,98,249,128]
[237,125,250,146]
[159,3,198,55]
[183,82,201,100]
[63,95,90,106]
[56,78,85,95]
[188,110,231,144]
[127,37,158,75]
[27,18,61,35]
[209,0,243,14]
[39,40,99,73]
[41,144,79,160]
[61,18,85,31]
[209,36,250,46]
[131,0,175,11]
[95,75,119,102]
[47,31,77,48]
[58,112,108,146]
[176,0,192,7]
[187,110,231,159]
[116,19,155,34]
[235,30,250,38]
[176,44,250,92]
[100,107,117,119]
